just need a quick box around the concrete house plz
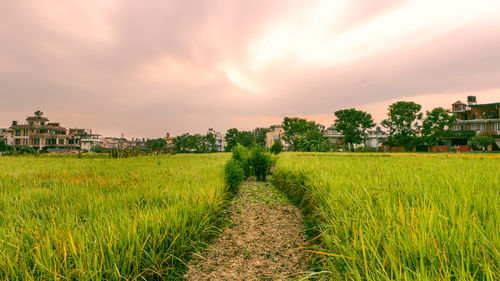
[450,96,500,149]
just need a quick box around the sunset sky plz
[1,0,500,138]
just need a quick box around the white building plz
[207,128,225,152]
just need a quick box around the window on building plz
[15,139,20,145]
[15,130,20,136]
[33,139,40,145]
[471,124,486,132]
[59,139,64,145]
[29,122,33,126]
[492,123,500,131]
[452,125,463,131]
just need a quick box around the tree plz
[333,109,375,152]
[238,131,256,148]
[381,101,423,152]
[174,133,190,152]
[146,138,166,152]
[421,107,456,146]
[224,128,256,151]
[270,139,283,154]
[471,133,494,151]
[282,117,323,151]
[205,133,217,152]
[253,127,271,147]
[224,128,240,152]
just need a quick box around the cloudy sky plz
[1,0,499,138]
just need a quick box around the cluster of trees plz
[280,100,496,152]
[224,127,270,151]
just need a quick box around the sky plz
[1,0,499,138]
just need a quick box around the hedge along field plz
[0,153,229,280]
[273,153,499,280]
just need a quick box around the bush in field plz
[16,147,36,155]
[249,146,272,181]
[232,144,251,177]
[224,159,246,192]
[270,139,283,155]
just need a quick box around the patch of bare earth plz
[185,177,308,280]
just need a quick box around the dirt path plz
[185,178,308,280]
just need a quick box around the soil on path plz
[185,177,308,280]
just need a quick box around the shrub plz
[249,146,272,181]
[224,159,245,192]
[270,139,283,154]
[471,133,494,151]
[232,144,251,177]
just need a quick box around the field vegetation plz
[273,153,499,280]
[0,153,229,280]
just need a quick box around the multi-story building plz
[450,96,500,148]
[265,125,289,150]
[364,127,389,148]
[206,128,225,152]
[0,128,13,145]
[8,110,96,152]
[70,128,101,152]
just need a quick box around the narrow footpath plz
[185,177,308,280]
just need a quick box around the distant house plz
[450,96,500,149]
[9,110,84,152]
[323,126,344,145]
[324,125,388,149]
[101,138,119,149]
[364,127,388,148]
[70,128,101,152]
[0,128,13,145]
[206,128,225,152]
[265,125,289,150]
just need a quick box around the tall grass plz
[0,153,229,280]
[273,153,499,280]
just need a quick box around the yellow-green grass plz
[0,153,229,280]
[273,153,499,280]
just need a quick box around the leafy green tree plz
[421,107,456,146]
[238,131,256,148]
[381,101,423,152]
[253,127,271,147]
[300,130,328,152]
[146,138,166,152]
[282,117,323,151]
[173,133,190,152]
[471,133,494,151]
[204,133,217,152]
[270,139,283,154]
[334,109,375,152]
[0,140,13,152]
[224,128,240,152]
[224,128,255,151]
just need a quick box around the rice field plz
[273,153,499,281]
[0,154,229,280]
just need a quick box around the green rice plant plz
[0,153,229,280]
[273,152,499,281]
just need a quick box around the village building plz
[206,128,225,152]
[364,127,389,148]
[265,125,289,150]
[8,110,99,152]
[450,96,500,149]
[0,128,13,145]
